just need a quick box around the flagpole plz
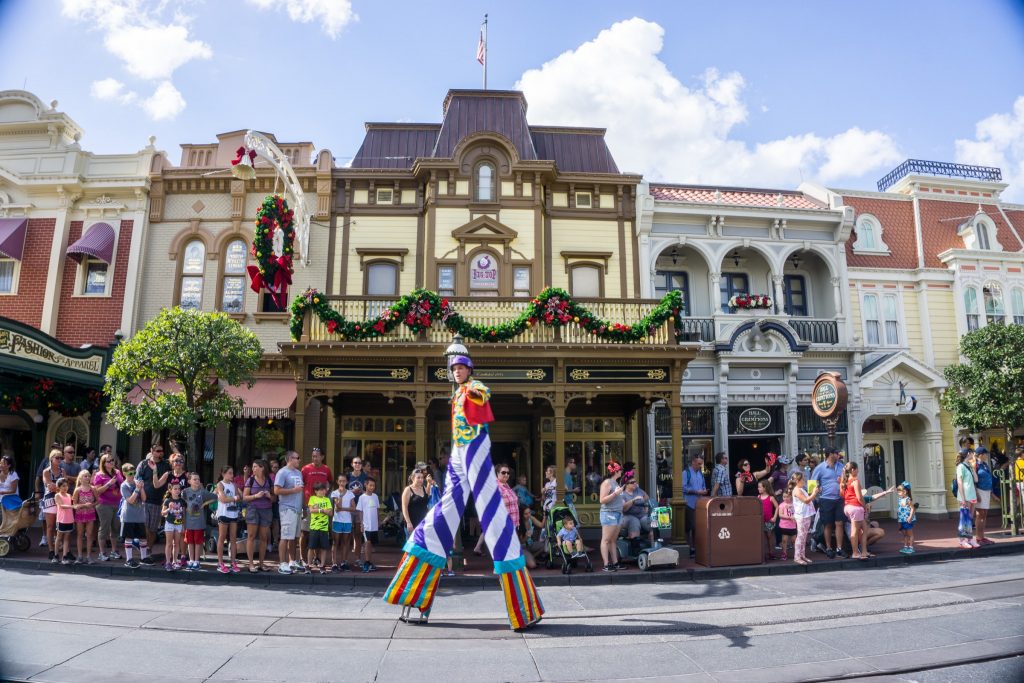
[483,14,488,90]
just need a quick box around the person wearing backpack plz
[955,449,979,549]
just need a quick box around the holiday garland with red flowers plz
[247,194,295,309]
[290,287,684,343]
[2,378,104,416]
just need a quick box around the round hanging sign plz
[738,407,771,432]
[812,371,848,419]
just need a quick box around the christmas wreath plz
[290,287,684,344]
[247,195,295,309]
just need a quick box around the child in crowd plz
[542,465,557,513]
[72,469,97,564]
[330,474,355,571]
[119,463,148,568]
[306,481,332,574]
[216,466,241,574]
[356,477,380,572]
[757,480,779,561]
[162,482,186,571]
[54,478,74,565]
[777,490,797,561]
[556,514,584,558]
[897,481,917,554]
[183,473,216,570]
[514,474,535,509]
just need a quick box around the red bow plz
[231,146,256,166]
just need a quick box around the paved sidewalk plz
[1,555,1022,682]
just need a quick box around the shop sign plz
[429,366,552,383]
[0,326,104,375]
[738,407,771,432]
[469,253,498,290]
[308,366,415,382]
[566,366,670,383]
[812,372,848,419]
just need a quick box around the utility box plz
[694,497,763,567]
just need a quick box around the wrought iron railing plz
[305,296,676,345]
[676,317,715,342]
[789,318,839,345]
[877,159,1002,192]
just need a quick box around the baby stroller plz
[0,495,37,557]
[544,504,593,574]
[380,493,406,546]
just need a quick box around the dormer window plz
[475,162,495,202]
[853,214,889,254]
[959,212,1002,252]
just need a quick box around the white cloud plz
[141,81,186,121]
[62,1,210,121]
[104,22,212,80]
[245,0,357,38]
[90,77,137,104]
[516,18,901,188]
[956,96,1024,202]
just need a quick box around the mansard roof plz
[349,89,620,174]
[649,184,825,210]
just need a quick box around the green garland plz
[290,287,683,344]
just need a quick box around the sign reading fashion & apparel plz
[0,326,104,375]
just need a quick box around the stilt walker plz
[385,335,544,631]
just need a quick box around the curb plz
[1,540,1021,588]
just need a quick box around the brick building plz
[0,90,153,490]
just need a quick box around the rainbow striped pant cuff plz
[500,566,545,630]
[384,550,442,610]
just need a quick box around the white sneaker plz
[39,537,48,547]
[97,553,108,562]
[110,551,121,560]
[278,564,293,574]
[969,538,980,548]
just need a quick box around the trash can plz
[694,497,763,567]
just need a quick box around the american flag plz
[476,25,486,65]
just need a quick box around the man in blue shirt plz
[683,456,707,559]
[811,448,846,559]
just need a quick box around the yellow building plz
[821,160,1024,517]
[284,90,696,525]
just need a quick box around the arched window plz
[365,261,398,296]
[964,287,980,331]
[475,162,495,202]
[221,239,247,313]
[179,239,205,310]
[854,214,889,253]
[984,282,1005,325]
[1011,288,1024,325]
[976,223,991,250]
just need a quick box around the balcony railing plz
[877,159,1002,192]
[788,318,839,345]
[304,296,678,345]
[676,317,715,343]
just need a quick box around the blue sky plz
[2,0,1023,197]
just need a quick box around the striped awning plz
[224,379,296,419]
[67,222,115,263]
[0,218,27,260]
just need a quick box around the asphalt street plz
[0,555,1022,682]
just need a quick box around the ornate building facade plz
[0,90,153,488]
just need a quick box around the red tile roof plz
[918,199,1023,268]
[839,195,919,270]
[649,184,825,210]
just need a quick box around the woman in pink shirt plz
[92,454,123,561]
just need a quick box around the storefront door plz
[862,439,904,517]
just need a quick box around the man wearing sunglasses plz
[136,442,170,563]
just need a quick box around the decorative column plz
[708,271,721,315]
[292,383,306,455]
[831,276,843,316]
[773,275,786,315]
[414,395,427,467]
[554,394,566,501]
[786,362,799,459]
[669,395,685,543]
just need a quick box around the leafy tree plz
[105,308,263,471]
[942,323,1024,438]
